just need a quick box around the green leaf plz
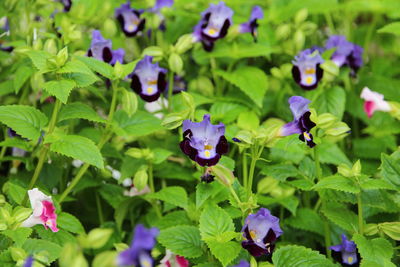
[153,211,192,230]
[199,204,234,239]
[66,72,98,88]
[313,175,360,194]
[43,79,76,104]
[286,208,324,236]
[0,105,48,141]
[321,202,358,233]
[44,134,104,168]
[1,228,32,246]
[3,181,26,204]
[57,212,85,234]
[193,42,272,60]
[76,56,114,79]
[152,148,173,165]
[360,178,396,191]
[318,142,351,165]
[379,222,400,241]
[206,239,241,267]
[113,110,163,137]
[237,111,260,131]
[25,50,53,71]
[378,22,400,36]
[311,86,346,119]
[215,66,268,108]
[35,227,77,246]
[92,251,118,267]
[58,102,106,123]
[23,239,62,264]
[272,245,336,267]
[146,186,188,209]
[380,153,400,190]
[196,182,225,209]
[14,65,33,94]
[353,234,395,267]
[57,59,96,76]
[158,226,203,258]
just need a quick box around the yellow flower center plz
[348,257,353,264]
[250,230,257,240]
[141,260,151,267]
[204,150,211,158]
[305,68,316,74]
[305,76,313,85]
[207,28,217,35]
[303,132,311,141]
[147,87,154,94]
[204,145,213,150]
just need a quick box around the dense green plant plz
[0,0,400,266]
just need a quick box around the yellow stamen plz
[146,87,154,94]
[305,68,316,74]
[208,28,217,35]
[148,80,157,85]
[141,260,151,267]
[204,145,213,150]
[348,257,353,264]
[250,230,257,240]
[305,76,313,85]
[303,132,311,141]
[204,150,211,158]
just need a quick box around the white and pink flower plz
[160,250,189,267]
[21,188,59,232]
[360,87,391,118]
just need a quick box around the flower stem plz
[210,57,221,96]
[324,12,335,34]
[242,150,248,189]
[148,162,162,218]
[168,71,174,111]
[95,192,104,225]
[357,193,363,234]
[247,149,257,196]
[23,99,62,205]
[59,82,119,203]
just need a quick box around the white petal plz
[28,188,50,208]
[21,214,43,228]
[360,87,391,112]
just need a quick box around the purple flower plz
[292,48,324,90]
[130,56,167,102]
[23,256,33,267]
[117,224,159,267]
[193,2,233,51]
[330,234,358,265]
[60,0,71,12]
[7,128,27,158]
[87,30,125,65]
[231,260,250,267]
[115,1,146,37]
[241,208,283,257]
[239,6,263,42]
[325,35,363,75]
[180,114,228,167]
[281,96,316,148]
[150,0,174,13]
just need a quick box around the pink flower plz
[360,87,391,118]
[160,250,189,267]
[21,188,59,232]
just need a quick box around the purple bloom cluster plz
[117,224,159,267]
[180,114,228,167]
[281,96,316,148]
[193,2,233,51]
[326,35,363,75]
[292,48,324,90]
[239,6,264,42]
[130,56,167,102]
[330,234,358,265]
[87,30,125,65]
[241,208,283,257]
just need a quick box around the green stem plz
[242,150,248,189]
[323,218,332,259]
[247,148,257,196]
[59,82,119,203]
[23,99,62,205]
[210,57,221,96]
[95,192,104,225]
[314,147,322,180]
[168,71,174,111]
[363,14,378,60]
[357,193,364,234]
[148,162,162,218]
[324,12,335,34]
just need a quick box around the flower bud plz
[10,247,26,262]
[294,8,308,25]
[12,207,32,223]
[134,169,148,191]
[294,30,305,51]
[168,53,183,74]
[102,18,118,37]
[142,46,164,59]
[162,113,185,129]
[56,47,69,67]
[121,89,138,117]
[174,34,195,54]
[85,228,113,249]
[43,39,58,55]
[211,164,235,187]
[275,24,291,40]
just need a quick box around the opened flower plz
[281,96,316,148]
[330,234,358,265]
[325,35,363,75]
[360,87,391,118]
[180,114,228,167]
[292,48,324,90]
[115,1,146,37]
[21,188,59,232]
[193,2,233,51]
[130,55,167,102]
[239,6,263,42]
[117,224,159,267]
[87,30,125,65]
[160,249,189,267]
[241,208,283,257]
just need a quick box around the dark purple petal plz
[200,173,215,183]
[239,6,263,41]
[88,30,124,65]
[195,154,221,167]
[102,47,113,63]
[330,234,358,265]
[216,136,228,155]
[241,240,270,257]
